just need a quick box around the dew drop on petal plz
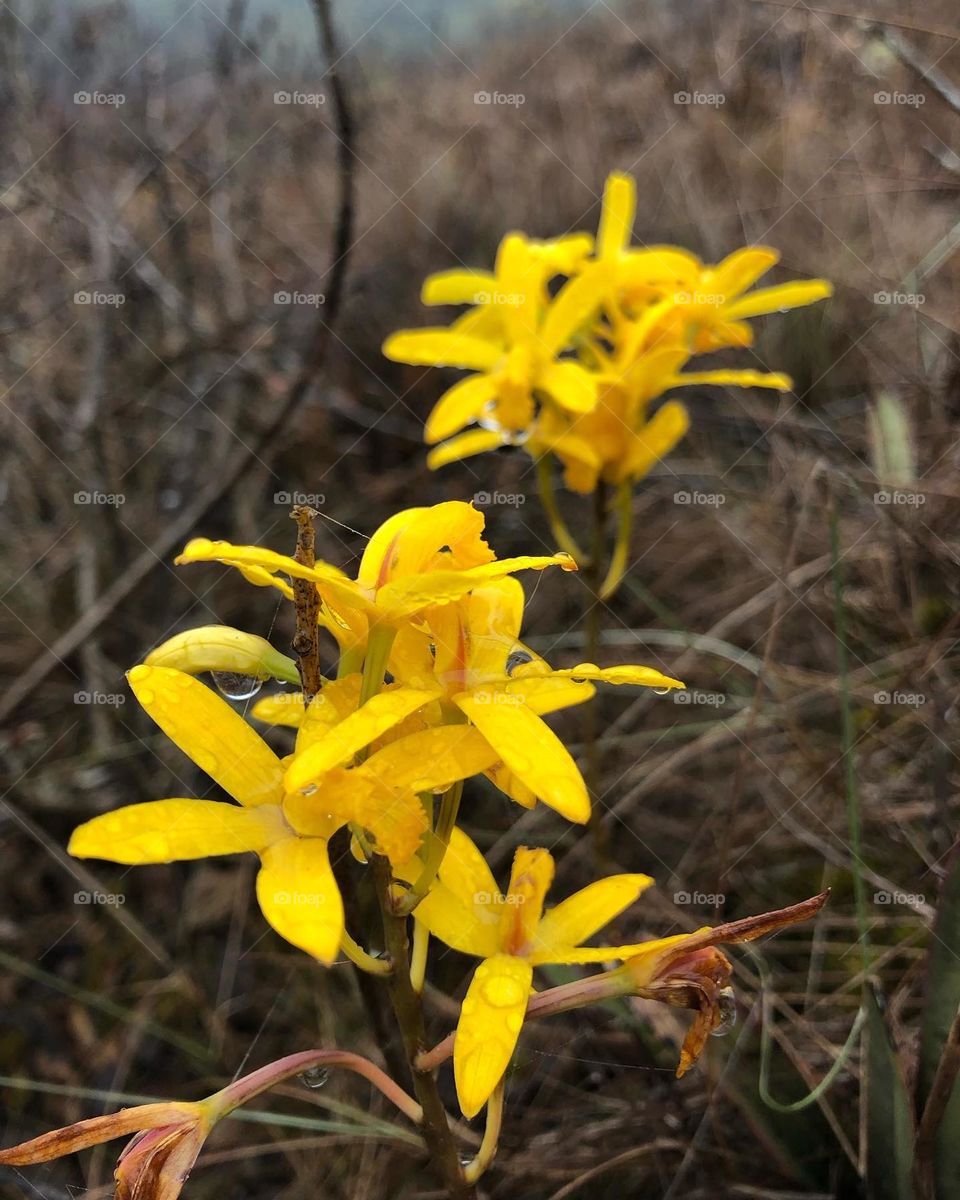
[212,671,264,701]
[653,687,671,696]
[506,649,533,676]
[299,1066,330,1089]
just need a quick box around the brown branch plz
[914,1000,960,1200]
[290,505,322,702]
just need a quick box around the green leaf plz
[865,983,914,1200]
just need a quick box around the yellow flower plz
[596,172,833,350]
[67,665,480,964]
[175,501,574,638]
[411,828,654,1117]
[144,624,300,685]
[277,579,684,825]
[383,234,610,467]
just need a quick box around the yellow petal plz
[455,955,533,1118]
[381,329,501,371]
[484,762,537,808]
[530,873,654,963]
[503,674,596,715]
[501,846,554,953]
[493,233,540,345]
[674,369,791,391]
[425,375,498,443]
[597,172,636,261]
[128,665,284,807]
[256,836,344,963]
[455,694,589,823]
[175,539,367,617]
[550,663,685,690]
[437,826,501,911]
[294,675,363,754]
[538,359,598,414]
[539,266,609,357]
[410,879,502,958]
[422,269,497,307]
[251,692,306,728]
[377,554,574,620]
[707,246,779,298]
[360,725,499,794]
[427,429,505,470]
[622,401,690,482]
[462,577,526,681]
[144,626,300,684]
[284,687,439,792]
[721,279,832,321]
[69,799,288,864]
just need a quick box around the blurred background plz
[1,0,959,1196]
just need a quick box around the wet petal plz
[549,663,685,690]
[361,725,499,794]
[455,955,533,1118]
[425,375,498,443]
[144,626,300,685]
[501,847,554,953]
[69,799,288,864]
[422,269,497,307]
[427,429,505,470]
[597,172,636,261]
[256,836,344,964]
[382,329,500,371]
[128,666,284,807]
[530,873,653,962]
[721,279,833,320]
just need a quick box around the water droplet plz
[459,1153,474,1166]
[299,1065,330,1089]
[212,671,263,701]
[653,686,671,696]
[506,649,533,675]
[711,986,737,1037]
[301,783,318,796]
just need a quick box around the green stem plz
[599,481,633,601]
[340,930,392,976]
[535,454,587,564]
[462,1081,504,1183]
[396,781,463,917]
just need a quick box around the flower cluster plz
[384,172,833,494]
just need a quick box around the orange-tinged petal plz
[501,846,554,953]
[530,873,654,962]
[484,761,537,808]
[421,269,497,307]
[425,375,498,443]
[427,429,505,469]
[128,665,284,807]
[284,687,439,791]
[549,663,685,690]
[455,694,589,823]
[721,279,833,321]
[455,955,533,1118]
[597,172,636,261]
[289,770,429,864]
[256,836,344,964]
[382,329,501,371]
[360,725,499,794]
[69,799,289,864]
